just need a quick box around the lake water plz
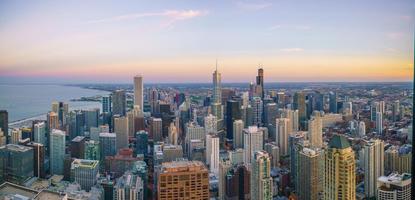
[0,84,110,123]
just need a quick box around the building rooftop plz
[0,144,33,152]
[0,182,39,199]
[378,173,412,187]
[71,136,85,142]
[34,190,67,200]
[329,134,350,149]
[71,159,99,169]
[99,132,116,137]
[161,160,207,173]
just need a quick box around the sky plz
[0,0,414,83]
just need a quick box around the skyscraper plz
[250,151,273,200]
[150,117,163,142]
[0,144,34,184]
[114,171,144,200]
[329,91,338,113]
[158,161,209,200]
[84,140,100,161]
[112,90,126,116]
[251,97,263,127]
[33,121,46,145]
[363,139,384,198]
[0,110,8,143]
[358,121,366,137]
[102,95,112,113]
[324,135,356,200]
[225,164,251,199]
[276,118,290,156]
[50,129,66,175]
[233,120,244,149]
[135,130,148,156]
[256,67,264,99]
[134,75,144,110]
[308,116,323,148]
[99,132,117,159]
[204,114,217,134]
[243,126,264,165]
[226,100,241,146]
[376,111,383,135]
[212,62,222,104]
[114,116,129,150]
[206,134,219,175]
[70,159,99,192]
[25,142,45,178]
[293,92,306,130]
[297,147,324,200]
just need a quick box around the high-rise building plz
[377,173,411,200]
[385,145,412,174]
[135,130,148,156]
[251,97,263,127]
[112,90,127,116]
[70,136,86,159]
[329,91,338,114]
[392,100,400,122]
[204,114,217,134]
[84,140,100,161]
[264,142,279,168]
[243,126,264,165]
[276,118,290,156]
[0,110,8,143]
[324,135,356,200]
[0,128,6,146]
[50,129,66,175]
[99,132,117,159]
[308,116,323,148]
[376,111,383,135]
[250,151,273,200]
[358,121,366,137]
[206,134,219,175]
[168,122,179,145]
[225,164,250,199]
[0,144,34,184]
[297,147,324,200]
[134,75,144,110]
[25,142,46,178]
[114,171,144,200]
[102,95,112,113]
[150,118,163,142]
[362,139,384,198]
[219,159,232,199]
[84,108,99,131]
[10,128,21,144]
[233,120,244,148]
[212,63,222,104]
[47,111,59,131]
[70,159,99,192]
[293,92,307,130]
[33,121,46,145]
[114,116,129,150]
[226,100,241,146]
[158,161,209,200]
[256,68,264,99]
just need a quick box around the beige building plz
[297,147,324,200]
[324,135,355,200]
[158,161,209,200]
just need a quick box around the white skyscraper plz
[358,121,366,137]
[243,126,264,166]
[308,116,323,148]
[363,139,384,198]
[204,114,217,134]
[376,112,383,135]
[206,134,219,175]
[134,75,143,110]
[212,63,222,104]
[233,120,244,148]
[276,118,290,156]
[168,122,178,145]
[50,129,66,175]
[34,122,46,145]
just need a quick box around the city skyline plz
[0,0,414,83]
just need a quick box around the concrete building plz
[233,120,244,149]
[134,75,144,110]
[70,159,99,192]
[362,139,384,198]
[276,118,290,156]
[297,147,324,200]
[114,116,129,150]
[99,132,117,159]
[377,173,411,200]
[243,126,264,165]
[308,116,323,148]
[206,134,219,175]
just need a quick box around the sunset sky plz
[0,0,414,83]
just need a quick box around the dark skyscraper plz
[25,142,46,178]
[226,100,241,147]
[293,92,307,130]
[112,90,126,116]
[225,164,250,199]
[329,91,338,113]
[314,92,324,111]
[0,110,8,143]
[256,68,264,99]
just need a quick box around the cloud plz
[386,32,405,40]
[236,1,272,11]
[280,48,304,52]
[87,9,208,25]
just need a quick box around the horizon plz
[0,0,414,83]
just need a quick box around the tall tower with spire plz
[212,60,222,104]
[256,67,264,99]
